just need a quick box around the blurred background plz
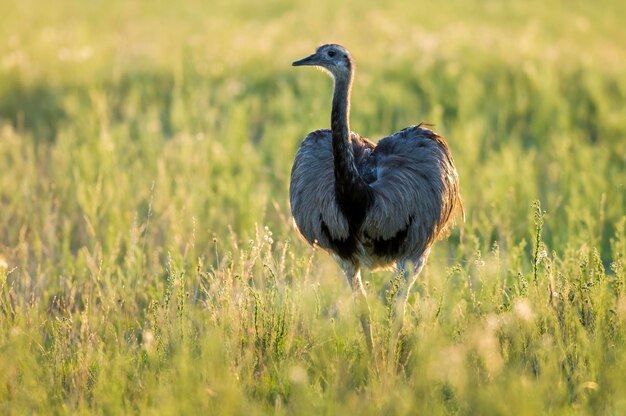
[1,0,624,262]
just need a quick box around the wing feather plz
[364,126,460,254]
[289,129,348,248]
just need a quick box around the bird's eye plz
[328,50,336,58]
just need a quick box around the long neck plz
[331,71,369,222]
[331,74,352,156]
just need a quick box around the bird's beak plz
[292,53,319,67]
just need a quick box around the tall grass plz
[1,0,625,413]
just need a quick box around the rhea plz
[290,44,461,352]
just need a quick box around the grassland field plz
[0,0,625,414]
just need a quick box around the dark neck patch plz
[320,216,359,260]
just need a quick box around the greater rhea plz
[290,44,461,352]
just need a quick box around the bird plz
[289,44,462,352]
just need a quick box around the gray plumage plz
[289,44,461,351]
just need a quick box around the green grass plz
[1,0,626,413]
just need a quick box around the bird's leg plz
[387,256,427,370]
[390,252,429,347]
[341,261,374,353]
[394,254,428,334]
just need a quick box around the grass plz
[1,0,625,413]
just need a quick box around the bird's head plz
[292,44,353,81]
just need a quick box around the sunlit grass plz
[1,0,625,413]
